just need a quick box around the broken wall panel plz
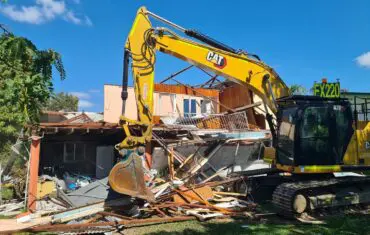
[173,142,264,176]
[219,83,257,126]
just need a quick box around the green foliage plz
[290,84,307,95]
[0,30,65,169]
[0,187,14,200]
[44,92,78,112]
[0,32,65,136]
[0,138,12,164]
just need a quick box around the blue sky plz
[1,0,370,112]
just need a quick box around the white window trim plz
[183,97,198,117]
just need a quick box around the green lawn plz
[124,214,370,235]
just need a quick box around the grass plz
[124,214,370,235]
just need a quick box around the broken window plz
[201,100,213,114]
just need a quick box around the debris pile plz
[7,176,256,233]
[0,143,262,234]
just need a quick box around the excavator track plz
[272,176,370,217]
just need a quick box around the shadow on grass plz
[143,214,370,235]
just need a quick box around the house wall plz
[38,131,124,178]
[39,141,97,176]
[104,85,138,123]
[104,84,220,123]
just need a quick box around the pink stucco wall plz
[104,84,219,123]
[104,85,138,123]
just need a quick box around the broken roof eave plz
[28,122,122,136]
[38,122,120,129]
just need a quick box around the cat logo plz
[206,51,227,69]
[366,141,370,150]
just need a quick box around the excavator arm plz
[109,7,289,199]
[119,6,290,150]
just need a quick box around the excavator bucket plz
[108,154,154,202]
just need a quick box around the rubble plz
[66,177,110,207]
[0,166,258,234]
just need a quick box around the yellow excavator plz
[108,7,370,215]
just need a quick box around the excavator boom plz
[109,6,290,198]
[121,6,290,148]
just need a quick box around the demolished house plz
[1,81,274,233]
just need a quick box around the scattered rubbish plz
[0,201,24,216]
[16,211,32,223]
[63,172,91,191]
[67,177,110,207]
[296,213,326,225]
[37,180,57,199]
[51,202,105,223]
[185,208,224,221]
[173,186,213,203]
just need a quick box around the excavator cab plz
[275,95,354,169]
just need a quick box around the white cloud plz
[64,10,81,24]
[70,91,90,99]
[37,0,65,19]
[79,100,93,108]
[1,5,45,24]
[0,0,92,26]
[355,52,370,68]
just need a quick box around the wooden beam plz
[168,147,174,180]
[145,142,152,169]
[28,138,41,212]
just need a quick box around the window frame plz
[63,142,86,163]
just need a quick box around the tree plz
[0,29,65,132]
[0,28,65,169]
[290,84,307,95]
[45,92,78,112]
